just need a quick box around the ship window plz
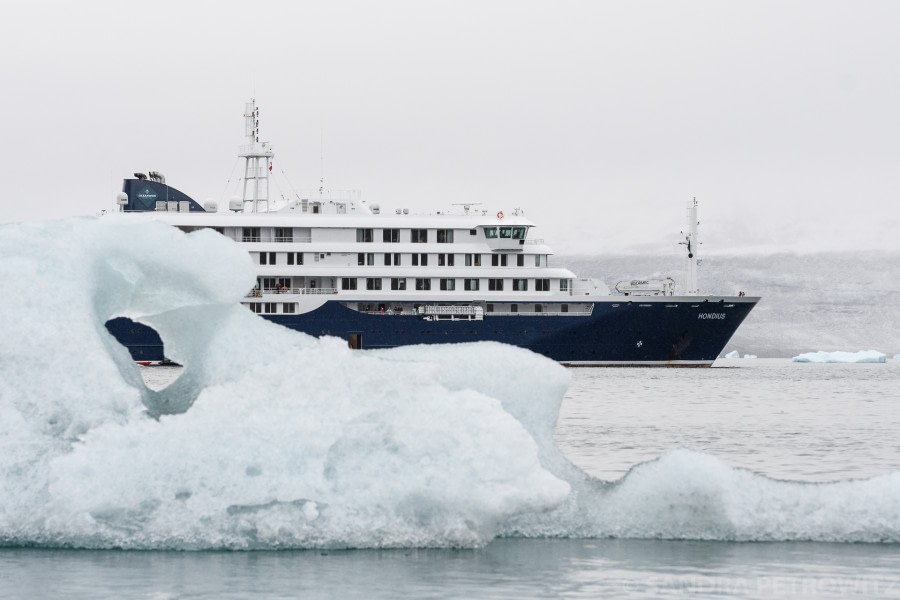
[486,303,494,313]
[536,279,550,292]
[492,255,498,267]
[484,227,498,239]
[242,227,261,242]
[366,278,382,291]
[341,278,358,290]
[356,228,374,243]
[384,253,392,266]
[560,280,569,292]
[260,252,276,265]
[534,304,543,313]
[513,279,528,291]
[383,228,400,243]
[561,304,568,313]
[391,278,407,291]
[464,279,479,291]
[415,278,431,291]
[512,227,526,240]
[488,278,504,291]
[411,229,428,243]
[275,228,293,242]
[420,254,428,266]
[283,303,296,314]
[287,252,303,265]
[437,229,454,243]
[358,253,365,266]
[248,303,262,313]
[439,278,455,291]
[517,255,524,267]
[499,227,512,239]
[470,229,477,236]
[535,255,541,267]
[510,304,518,313]
[264,302,277,313]
[437,253,455,266]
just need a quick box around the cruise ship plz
[106,100,758,366]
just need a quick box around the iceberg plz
[1,216,899,549]
[792,350,887,363]
[724,350,740,359]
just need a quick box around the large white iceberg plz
[1,217,899,548]
[792,350,887,363]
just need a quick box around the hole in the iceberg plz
[104,316,183,391]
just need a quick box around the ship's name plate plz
[698,313,726,320]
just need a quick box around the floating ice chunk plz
[743,354,757,359]
[792,350,887,363]
[724,350,740,359]
[0,217,569,549]
[2,217,900,549]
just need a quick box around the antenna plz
[319,126,325,197]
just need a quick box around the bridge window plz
[484,227,498,239]
[512,227,526,240]
[356,228,374,243]
[499,227,512,239]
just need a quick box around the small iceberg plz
[723,351,756,359]
[792,350,887,363]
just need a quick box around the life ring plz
[497,210,504,219]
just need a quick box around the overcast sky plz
[1,0,898,254]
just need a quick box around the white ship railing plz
[247,287,338,297]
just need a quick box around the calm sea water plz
[3,359,899,599]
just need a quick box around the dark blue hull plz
[106,297,757,366]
